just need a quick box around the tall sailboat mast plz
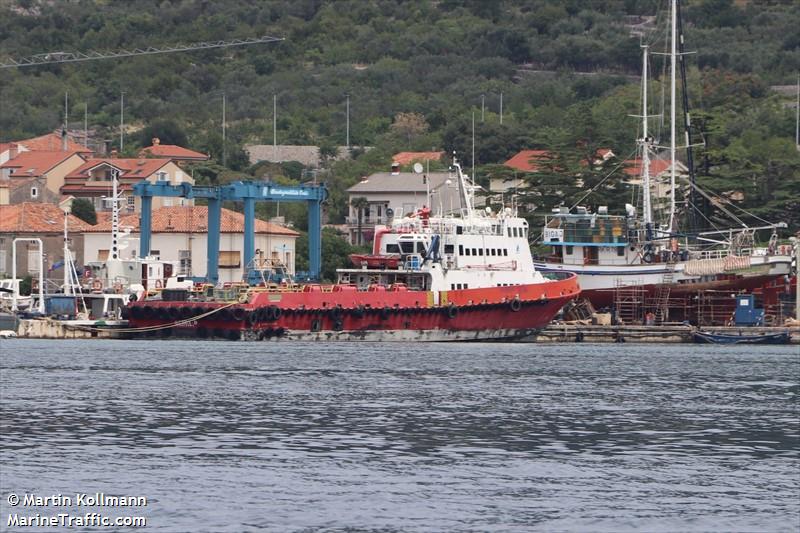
[668,0,678,232]
[641,45,653,232]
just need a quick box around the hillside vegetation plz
[0,0,798,231]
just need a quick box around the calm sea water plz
[1,340,798,532]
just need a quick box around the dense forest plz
[1,0,798,238]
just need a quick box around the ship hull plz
[125,275,579,341]
[535,255,791,307]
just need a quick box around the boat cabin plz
[543,209,633,266]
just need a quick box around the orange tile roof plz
[65,158,172,180]
[392,151,445,165]
[623,158,671,177]
[84,206,298,236]
[17,132,92,153]
[0,150,84,177]
[139,144,209,160]
[0,202,93,233]
[504,150,552,172]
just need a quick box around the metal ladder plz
[653,260,676,323]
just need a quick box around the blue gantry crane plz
[133,180,328,284]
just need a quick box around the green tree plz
[70,198,97,225]
[295,227,367,282]
[350,196,369,246]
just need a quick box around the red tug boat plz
[125,160,580,341]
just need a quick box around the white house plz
[346,169,472,245]
[82,206,299,283]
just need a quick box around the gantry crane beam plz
[0,35,283,69]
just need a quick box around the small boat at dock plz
[692,330,791,345]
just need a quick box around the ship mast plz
[452,155,475,219]
[640,44,653,235]
[668,0,678,232]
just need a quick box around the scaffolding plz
[614,279,644,325]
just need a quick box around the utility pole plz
[481,94,485,122]
[84,102,88,148]
[273,93,277,162]
[471,111,475,183]
[345,93,350,149]
[61,91,69,145]
[222,92,227,167]
[796,73,799,150]
[119,91,124,152]
[499,92,503,125]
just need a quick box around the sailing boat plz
[533,0,794,324]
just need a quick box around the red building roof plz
[65,158,173,180]
[139,143,209,161]
[0,202,93,233]
[503,150,552,172]
[623,158,671,177]
[0,150,83,177]
[84,206,299,236]
[15,133,92,153]
[392,151,444,165]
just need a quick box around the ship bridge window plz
[503,249,508,256]
[465,248,471,256]
[386,244,400,254]
[444,244,454,254]
[490,249,496,256]
[459,245,464,255]
[478,248,483,256]
[617,247,625,257]
[400,242,415,254]
[565,246,573,255]
[456,226,463,235]
[416,242,426,253]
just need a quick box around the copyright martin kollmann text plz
[16,493,147,507]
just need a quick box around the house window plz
[97,249,109,261]
[30,186,38,199]
[27,250,40,272]
[0,250,6,273]
[219,251,241,268]
[284,251,292,269]
[179,250,192,276]
[127,196,136,211]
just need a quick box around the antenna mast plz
[640,45,653,235]
[668,0,677,233]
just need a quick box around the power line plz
[0,35,283,69]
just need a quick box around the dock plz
[4,317,798,343]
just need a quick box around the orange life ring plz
[91,279,103,292]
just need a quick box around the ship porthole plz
[510,298,522,312]
[311,319,322,332]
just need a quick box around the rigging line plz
[700,184,774,226]
[688,198,724,235]
[679,177,747,227]
[569,147,638,210]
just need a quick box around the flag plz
[49,260,64,272]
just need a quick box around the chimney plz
[61,127,68,151]
[9,143,18,160]
[110,149,118,159]
[152,137,160,146]
[391,162,400,175]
